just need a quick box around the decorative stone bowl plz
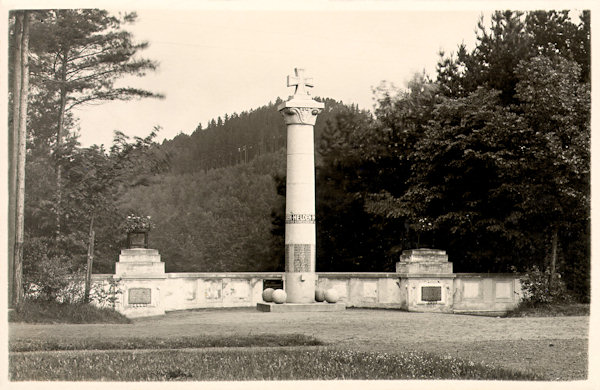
[324,289,339,303]
[262,288,275,302]
[315,287,326,302]
[272,289,287,304]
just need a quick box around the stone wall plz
[92,271,522,317]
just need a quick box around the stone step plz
[256,302,346,312]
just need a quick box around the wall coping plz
[92,272,522,280]
[454,273,522,278]
[166,272,284,279]
[317,272,399,278]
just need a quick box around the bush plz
[9,300,130,324]
[89,277,123,308]
[23,238,83,302]
[519,265,571,306]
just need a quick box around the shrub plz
[89,277,123,308]
[24,255,83,303]
[518,265,571,306]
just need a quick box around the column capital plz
[278,101,324,125]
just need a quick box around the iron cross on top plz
[287,68,314,96]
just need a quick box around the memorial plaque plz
[285,244,311,272]
[128,288,151,304]
[421,286,442,302]
[263,279,283,290]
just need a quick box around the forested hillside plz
[119,150,287,273]
[161,98,352,174]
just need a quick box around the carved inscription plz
[285,244,312,272]
[285,213,316,224]
[128,288,151,304]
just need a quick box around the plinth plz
[257,302,346,312]
[114,248,166,318]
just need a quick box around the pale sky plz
[69,8,485,147]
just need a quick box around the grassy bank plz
[506,303,590,317]
[10,348,541,381]
[9,300,131,324]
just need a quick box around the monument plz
[257,68,344,312]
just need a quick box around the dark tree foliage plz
[436,10,590,101]
[120,150,286,273]
[24,130,169,275]
[358,10,590,301]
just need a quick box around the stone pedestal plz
[114,248,166,318]
[396,248,453,274]
[396,249,455,313]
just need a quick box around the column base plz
[257,302,346,312]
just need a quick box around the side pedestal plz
[397,249,455,313]
[114,248,166,318]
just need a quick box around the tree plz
[9,10,31,307]
[364,11,590,299]
[513,54,590,296]
[27,9,164,234]
[437,11,590,101]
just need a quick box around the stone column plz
[278,68,324,303]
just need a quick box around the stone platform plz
[256,302,346,312]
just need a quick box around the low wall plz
[453,273,523,313]
[92,271,522,316]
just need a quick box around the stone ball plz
[325,289,339,303]
[262,288,274,302]
[315,287,326,302]
[272,289,287,304]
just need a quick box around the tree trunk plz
[55,49,69,236]
[14,10,31,308]
[8,11,23,309]
[84,215,95,303]
[550,226,558,289]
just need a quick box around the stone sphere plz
[262,288,274,302]
[324,289,339,303]
[315,287,326,302]
[272,289,287,304]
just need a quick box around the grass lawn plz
[10,307,588,381]
[10,347,542,381]
[10,334,323,352]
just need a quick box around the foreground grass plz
[9,300,130,324]
[10,334,323,352]
[10,348,541,381]
[506,303,589,317]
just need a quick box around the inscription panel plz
[285,213,316,224]
[263,279,284,290]
[285,244,313,272]
[421,286,442,302]
[495,281,513,300]
[463,281,482,299]
[128,288,151,304]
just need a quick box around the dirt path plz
[9,308,589,380]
